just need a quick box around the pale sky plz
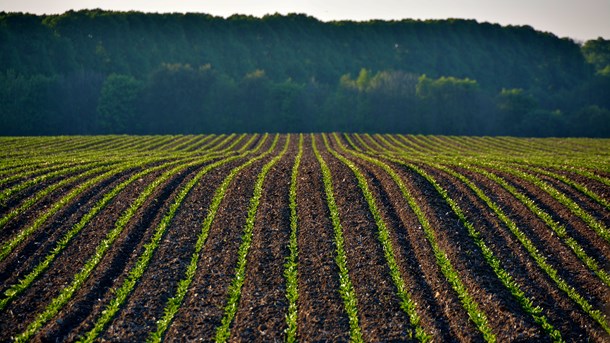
[1,0,609,41]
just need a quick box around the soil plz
[1,134,609,342]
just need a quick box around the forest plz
[0,10,609,136]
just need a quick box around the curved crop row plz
[12,157,214,343]
[328,133,431,342]
[311,134,364,343]
[284,133,303,343]
[340,135,496,342]
[461,164,610,288]
[427,163,610,335]
[148,134,275,342]
[0,157,195,311]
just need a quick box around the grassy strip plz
[283,134,303,343]
[0,157,192,312]
[311,134,364,343]
[78,153,245,343]
[12,158,208,343]
[401,161,564,342]
[464,164,610,288]
[147,134,275,342]
[485,163,610,245]
[215,135,290,342]
[0,163,131,261]
[430,163,610,335]
[328,134,431,342]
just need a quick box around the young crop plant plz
[512,163,610,212]
[430,163,610,335]
[0,157,195,311]
[0,163,135,262]
[402,162,564,342]
[0,162,118,231]
[478,161,610,245]
[312,134,364,343]
[78,152,250,342]
[339,136,497,342]
[12,158,212,343]
[462,164,610,288]
[215,135,290,342]
[148,134,277,342]
[284,133,303,343]
[328,133,431,342]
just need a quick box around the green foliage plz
[582,38,610,75]
[97,74,142,133]
[0,11,609,136]
[284,134,303,343]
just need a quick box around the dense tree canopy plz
[1,10,609,136]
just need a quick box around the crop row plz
[0,134,608,342]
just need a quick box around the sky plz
[1,0,609,42]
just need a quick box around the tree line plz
[1,10,609,136]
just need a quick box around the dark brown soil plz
[0,165,142,291]
[293,134,351,342]
[161,136,281,341]
[319,138,414,341]
[423,163,609,341]
[229,138,296,341]
[2,134,609,342]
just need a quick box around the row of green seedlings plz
[190,134,239,153]
[0,134,242,226]
[0,155,196,311]
[334,134,497,342]
[284,134,303,343]
[22,135,148,157]
[0,159,116,206]
[326,134,431,342]
[0,142,238,262]
[77,139,269,343]
[401,161,564,341]
[369,135,610,322]
[477,161,610,246]
[311,134,364,343]
[458,138,610,173]
[1,136,112,158]
[144,135,196,152]
[10,149,242,343]
[0,159,89,191]
[0,161,132,259]
[424,162,610,335]
[369,137,610,336]
[147,134,277,342]
[168,135,213,152]
[376,135,610,218]
[350,141,564,340]
[511,163,610,212]
[459,163,610,288]
[352,135,583,341]
[214,135,290,342]
[6,136,261,333]
[0,136,243,207]
[517,160,610,187]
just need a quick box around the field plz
[1,133,609,342]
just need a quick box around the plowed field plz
[1,134,609,342]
